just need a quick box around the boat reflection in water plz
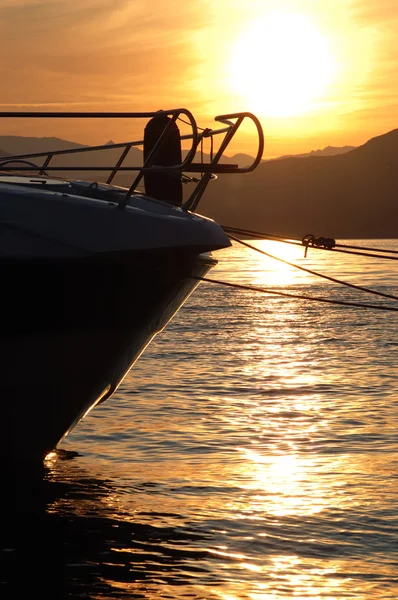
[2,451,216,599]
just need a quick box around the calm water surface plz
[2,240,398,599]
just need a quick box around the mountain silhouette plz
[0,136,86,155]
[0,135,143,183]
[0,136,254,186]
[0,130,396,238]
[271,145,356,160]
[199,129,398,239]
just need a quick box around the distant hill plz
[229,153,258,167]
[0,135,352,171]
[0,136,87,155]
[0,131,396,238]
[0,135,143,184]
[199,129,398,239]
[271,145,356,160]
[0,136,257,185]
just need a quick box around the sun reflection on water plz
[237,449,327,517]
[239,240,304,287]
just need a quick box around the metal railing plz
[0,109,264,211]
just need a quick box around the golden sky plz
[0,0,397,157]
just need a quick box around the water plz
[2,240,398,599]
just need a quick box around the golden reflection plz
[44,450,57,464]
[207,592,239,600]
[238,449,327,517]
[208,549,247,560]
[239,240,305,287]
[267,554,344,597]
[239,562,261,573]
[239,318,321,391]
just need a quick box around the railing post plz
[39,154,53,176]
[107,144,132,185]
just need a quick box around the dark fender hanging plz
[143,114,183,206]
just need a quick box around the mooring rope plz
[227,234,398,302]
[222,226,398,261]
[192,276,398,313]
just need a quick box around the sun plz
[228,11,336,117]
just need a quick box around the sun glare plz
[228,11,336,117]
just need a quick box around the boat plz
[0,109,264,469]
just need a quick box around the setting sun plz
[228,11,337,117]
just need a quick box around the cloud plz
[0,1,209,108]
